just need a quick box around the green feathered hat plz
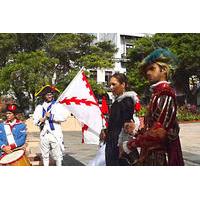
[139,48,177,75]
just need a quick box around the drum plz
[0,149,31,166]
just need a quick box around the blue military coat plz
[0,120,27,157]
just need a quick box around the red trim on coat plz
[10,143,17,150]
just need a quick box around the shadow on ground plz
[62,154,85,166]
[31,153,85,166]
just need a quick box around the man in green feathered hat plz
[139,48,177,82]
[122,48,184,166]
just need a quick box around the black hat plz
[35,85,60,97]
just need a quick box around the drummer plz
[0,104,27,157]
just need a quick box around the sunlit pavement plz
[27,122,200,166]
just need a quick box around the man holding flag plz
[34,68,106,166]
[33,85,70,166]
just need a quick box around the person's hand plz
[124,120,135,135]
[119,144,125,158]
[99,129,106,141]
[39,117,46,123]
[2,146,12,154]
[45,112,50,118]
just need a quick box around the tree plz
[125,35,154,99]
[0,33,17,67]
[46,33,117,93]
[0,50,58,110]
[15,33,49,52]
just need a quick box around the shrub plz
[177,105,200,121]
[137,104,200,121]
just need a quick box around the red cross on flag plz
[58,68,106,144]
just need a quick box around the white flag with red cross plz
[57,68,107,144]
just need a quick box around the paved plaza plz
[26,117,200,166]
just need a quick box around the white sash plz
[4,124,17,146]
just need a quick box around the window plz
[105,71,113,86]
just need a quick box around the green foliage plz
[79,53,114,69]
[0,50,58,109]
[137,105,148,117]
[0,33,17,67]
[126,36,155,95]
[15,33,48,52]
[56,68,80,91]
[126,61,148,95]
[137,105,200,121]
[47,33,116,93]
[88,79,107,95]
[47,33,116,71]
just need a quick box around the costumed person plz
[118,96,141,166]
[33,85,70,166]
[87,95,109,166]
[122,48,184,166]
[100,73,140,166]
[87,141,106,166]
[0,104,27,157]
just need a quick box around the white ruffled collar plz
[115,91,138,103]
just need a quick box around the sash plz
[42,100,56,131]
[4,124,17,147]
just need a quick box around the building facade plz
[90,33,146,85]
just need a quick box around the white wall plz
[97,69,105,83]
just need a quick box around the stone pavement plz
[179,123,200,166]
[27,131,98,166]
[26,116,98,166]
[26,117,200,166]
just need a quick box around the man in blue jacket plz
[0,104,27,157]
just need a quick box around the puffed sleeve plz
[127,93,176,150]
[120,97,134,124]
[33,105,43,126]
[151,93,177,131]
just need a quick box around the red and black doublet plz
[127,81,184,165]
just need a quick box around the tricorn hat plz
[139,48,177,74]
[35,85,60,97]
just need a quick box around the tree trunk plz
[174,69,193,105]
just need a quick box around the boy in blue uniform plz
[0,104,27,157]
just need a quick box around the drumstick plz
[13,144,27,152]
